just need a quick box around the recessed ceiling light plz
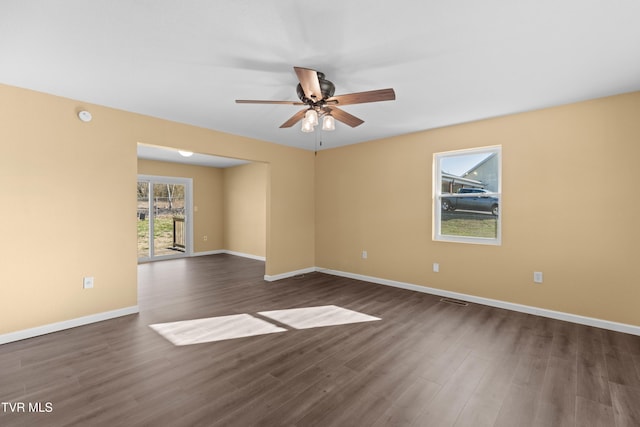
[178,150,194,157]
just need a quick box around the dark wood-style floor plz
[2,254,640,426]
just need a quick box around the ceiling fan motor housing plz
[296,73,335,104]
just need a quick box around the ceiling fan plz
[236,66,396,132]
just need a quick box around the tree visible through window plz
[433,146,501,245]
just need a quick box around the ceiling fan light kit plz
[301,120,314,133]
[322,115,335,131]
[304,109,318,126]
[236,66,396,134]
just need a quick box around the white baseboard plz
[309,267,640,336]
[0,306,139,345]
[193,250,265,261]
[264,267,316,282]
[192,250,225,257]
[223,250,266,262]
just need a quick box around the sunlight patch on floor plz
[149,314,287,346]
[259,305,381,329]
[150,306,381,346]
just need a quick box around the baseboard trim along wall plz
[193,250,226,257]
[0,306,139,345]
[264,267,317,282]
[194,250,266,262]
[223,250,266,262]
[275,267,640,336]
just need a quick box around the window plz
[433,146,501,245]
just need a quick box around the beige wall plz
[0,83,315,335]
[137,159,224,252]
[223,162,268,257]
[2,80,639,335]
[316,91,640,327]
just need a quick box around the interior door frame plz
[138,174,194,262]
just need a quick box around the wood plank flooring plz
[2,254,640,426]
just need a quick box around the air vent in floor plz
[439,297,469,306]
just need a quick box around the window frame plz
[433,145,502,245]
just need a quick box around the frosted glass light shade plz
[322,115,335,131]
[301,120,314,132]
[304,109,318,126]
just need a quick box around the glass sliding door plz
[152,182,186,256]
[137,181,151,258]
[137,175,192,261]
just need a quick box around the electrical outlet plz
[433,263,440,273]
[362,250,368,259]
[203,235,208,241]
[83,276,94,289]
[533,271,543,283]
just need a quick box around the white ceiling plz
[2,1,640,153]
[137,144,250,168]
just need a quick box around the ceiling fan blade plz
[279,108,308,128]
[325,106,364,128]
[294,66,323,101]
[327,88,396,106]
[236,99,305,105]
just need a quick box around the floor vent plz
[440,297,469,307]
